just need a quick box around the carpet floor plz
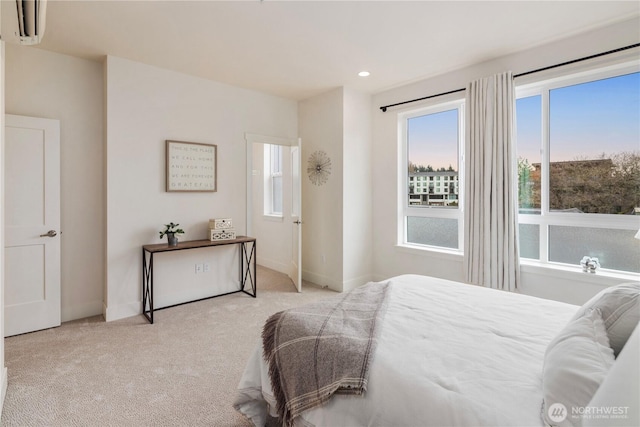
[1,266,336,426]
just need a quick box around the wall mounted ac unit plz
[1,0,48,45]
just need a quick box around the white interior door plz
[4,114,61,337]
[290,139,302,292]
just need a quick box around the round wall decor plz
[307,150,332,186]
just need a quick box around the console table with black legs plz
[142,236,257,324]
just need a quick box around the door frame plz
[245,133,301,288]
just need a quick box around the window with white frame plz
[398,61,639,276]
[400,100,464,250]
[264,144,283,216]
[516,64,640,273]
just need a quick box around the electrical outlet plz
[321,254,326,263]
[203,262,210,273]
[195,263,203,274]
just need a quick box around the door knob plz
[40,230,57,238]
[293,220,302,225]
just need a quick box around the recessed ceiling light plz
[358,71,370,77]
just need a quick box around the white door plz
[4,114,61,337]
[290,140,302,292]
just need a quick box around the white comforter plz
[234,274,578,427]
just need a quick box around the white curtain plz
[464,71,520,291]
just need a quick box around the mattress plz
[234,274,579,426]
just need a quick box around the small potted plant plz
[159,222,185,247]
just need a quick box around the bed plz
[234,274,639,427]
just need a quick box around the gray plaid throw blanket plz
[262,281,390,426]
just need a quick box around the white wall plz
[371,17,640,305]
[342,87,373,291]
[104,56,298,320]
[298,87,374,292]
[251,142,293,274]
[4,45,104,322]
[299,88,344,290]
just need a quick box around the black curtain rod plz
[380,42,640,112]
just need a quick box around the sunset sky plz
[407,72,639,170]
[407,108,458,171]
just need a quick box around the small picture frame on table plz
[166,140,217,192]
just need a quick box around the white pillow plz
[571,282,639,357]
[542,308,615,427]
[583,323,639,427]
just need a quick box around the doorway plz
[245,133,301,292]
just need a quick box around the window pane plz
[407,109,459,208]
[272,176,282,214]
[549,73,640,214]
[519,223,539,260]
[549,226,640,273]
[271,145,282,173]
[407,217,458,249]
[516,96,541,214]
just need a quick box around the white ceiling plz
[22,1,640,100]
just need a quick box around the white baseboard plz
[152,283,241,310]
[257,257,289,275]
[342,274,374,292]
[302,269,342,292]
[103,282,247,322]
[1,366,7,415]
[62,300,104,322]
[104,301,140,322]
[301,271,374,293]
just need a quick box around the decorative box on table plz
[209,228,236,241]
[209,218,236,241]
[209,218,233,230]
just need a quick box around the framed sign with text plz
[166,140,217,192]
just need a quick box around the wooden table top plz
[143,236,255,253]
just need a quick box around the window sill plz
[262,214,283,222]
[392,246,639,283]
[395,243,463,261]
[520,260,640,283]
